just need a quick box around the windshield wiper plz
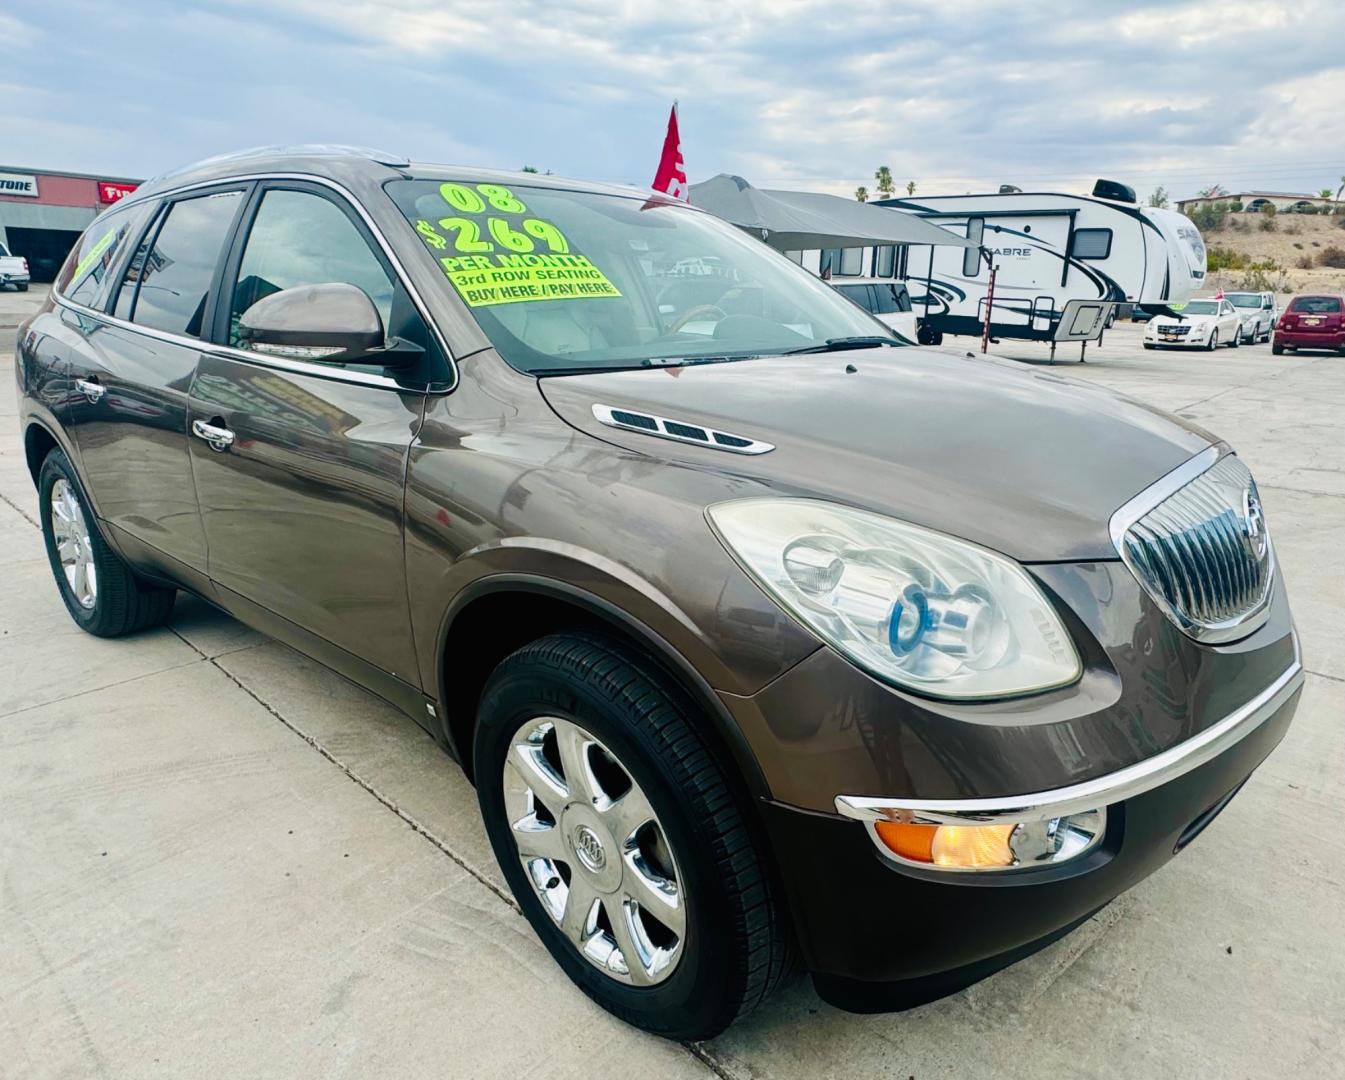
[533,365,650,377]
[783,336,900,355]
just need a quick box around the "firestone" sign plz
[0,172,39,197]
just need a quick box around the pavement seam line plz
[169,628,738,1076]
[0,488,40,529]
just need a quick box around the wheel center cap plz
[573,824,607,873]
[559,805,622,893]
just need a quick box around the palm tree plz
[874,166,894,198]
[905,180,917,196]
[521,165,540,173]
[1336,175,1345,202]
[855,186,869,202]
[1319,189,1333,200]
[1196,184,1228,199]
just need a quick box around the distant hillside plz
[1199,210,1345,295]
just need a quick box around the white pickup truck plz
[0,241,30,291]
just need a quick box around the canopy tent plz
[687,173,976,251]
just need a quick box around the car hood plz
[538,347,1215,561]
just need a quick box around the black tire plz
[38,448,176,636]
[1207,330,1218,351]
[17,282,29,292]
[1272,342,1284,355]
[474,631,792,1040]
[1142,342,1155,350]
[1230,329,1241,348]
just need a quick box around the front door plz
[187,182,441,685]
[63,186,248,580]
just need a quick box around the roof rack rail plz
[144,144,410,187]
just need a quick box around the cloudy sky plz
[5,0,1344,202]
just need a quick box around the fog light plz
[871,808,1105,872]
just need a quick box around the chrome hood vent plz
[592,404,773,455]
[1111,449,1274,644]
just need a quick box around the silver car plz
[1225,291,1278,344]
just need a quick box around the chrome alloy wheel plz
[503,716,685,986]
[50,479,97,609]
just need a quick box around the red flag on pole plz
[651,103,688,202]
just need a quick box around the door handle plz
[76,378,106,404]
[191,418,236,452]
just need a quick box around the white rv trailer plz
[790,181,1207,347]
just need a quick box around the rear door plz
[187,181,445,685]
[62,186,248,583]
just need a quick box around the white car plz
[1224,290,1277,343]
[831,278,918,341]
[0,240,29,292]
[1143,297,1243,350]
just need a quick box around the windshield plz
[387,178,896,374]
[1182,300,1218,315]
[1225,293,1259,309]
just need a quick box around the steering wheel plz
[666,304,728,335]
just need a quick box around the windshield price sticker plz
[415,182,622,307]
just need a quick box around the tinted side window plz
[837,284,874,311]
[874,245,896,278]
[873,284,902,314]
[229,189,394,347]
[1070,228,1113,259]
[59,202,152,308]
[132,191,244,338]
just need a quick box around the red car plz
[1273,294,1345,355]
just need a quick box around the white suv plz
[831,278,918,341]
[1225,291,1277,344]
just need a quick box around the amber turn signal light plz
[874,821,1017,869]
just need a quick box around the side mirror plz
[238,282,421,368]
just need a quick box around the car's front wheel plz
[1207,330,1219,351]
[474,631,791,1039]
[38,448,176,636]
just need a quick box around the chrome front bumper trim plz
[836,632,1303,827]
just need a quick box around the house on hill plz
[1177,190,1337,214]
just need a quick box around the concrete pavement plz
[3,287,1343,1078]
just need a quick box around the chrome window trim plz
[52,171,457,394]
[591,403,774,455]
[1108,445,1274,644]
[836,631,1302,830]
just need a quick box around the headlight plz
[707,499,1081,699]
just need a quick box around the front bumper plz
[759,640,1302,1006]
[1275,329,1345,350]
[1146,331,1209,347]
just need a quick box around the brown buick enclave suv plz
[15,147,1302,1039]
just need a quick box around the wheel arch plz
[434,574,772,801]
[23,418,61,486]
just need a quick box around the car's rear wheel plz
[474,631,791,1039]
[1230,329,1241,348]
[38,449,176,636]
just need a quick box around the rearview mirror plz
[238,282,420,368]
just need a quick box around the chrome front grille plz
[1112,452,1273,643]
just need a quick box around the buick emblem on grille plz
[1243,487,1268,560]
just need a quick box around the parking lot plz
[3,284,1342,1079]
